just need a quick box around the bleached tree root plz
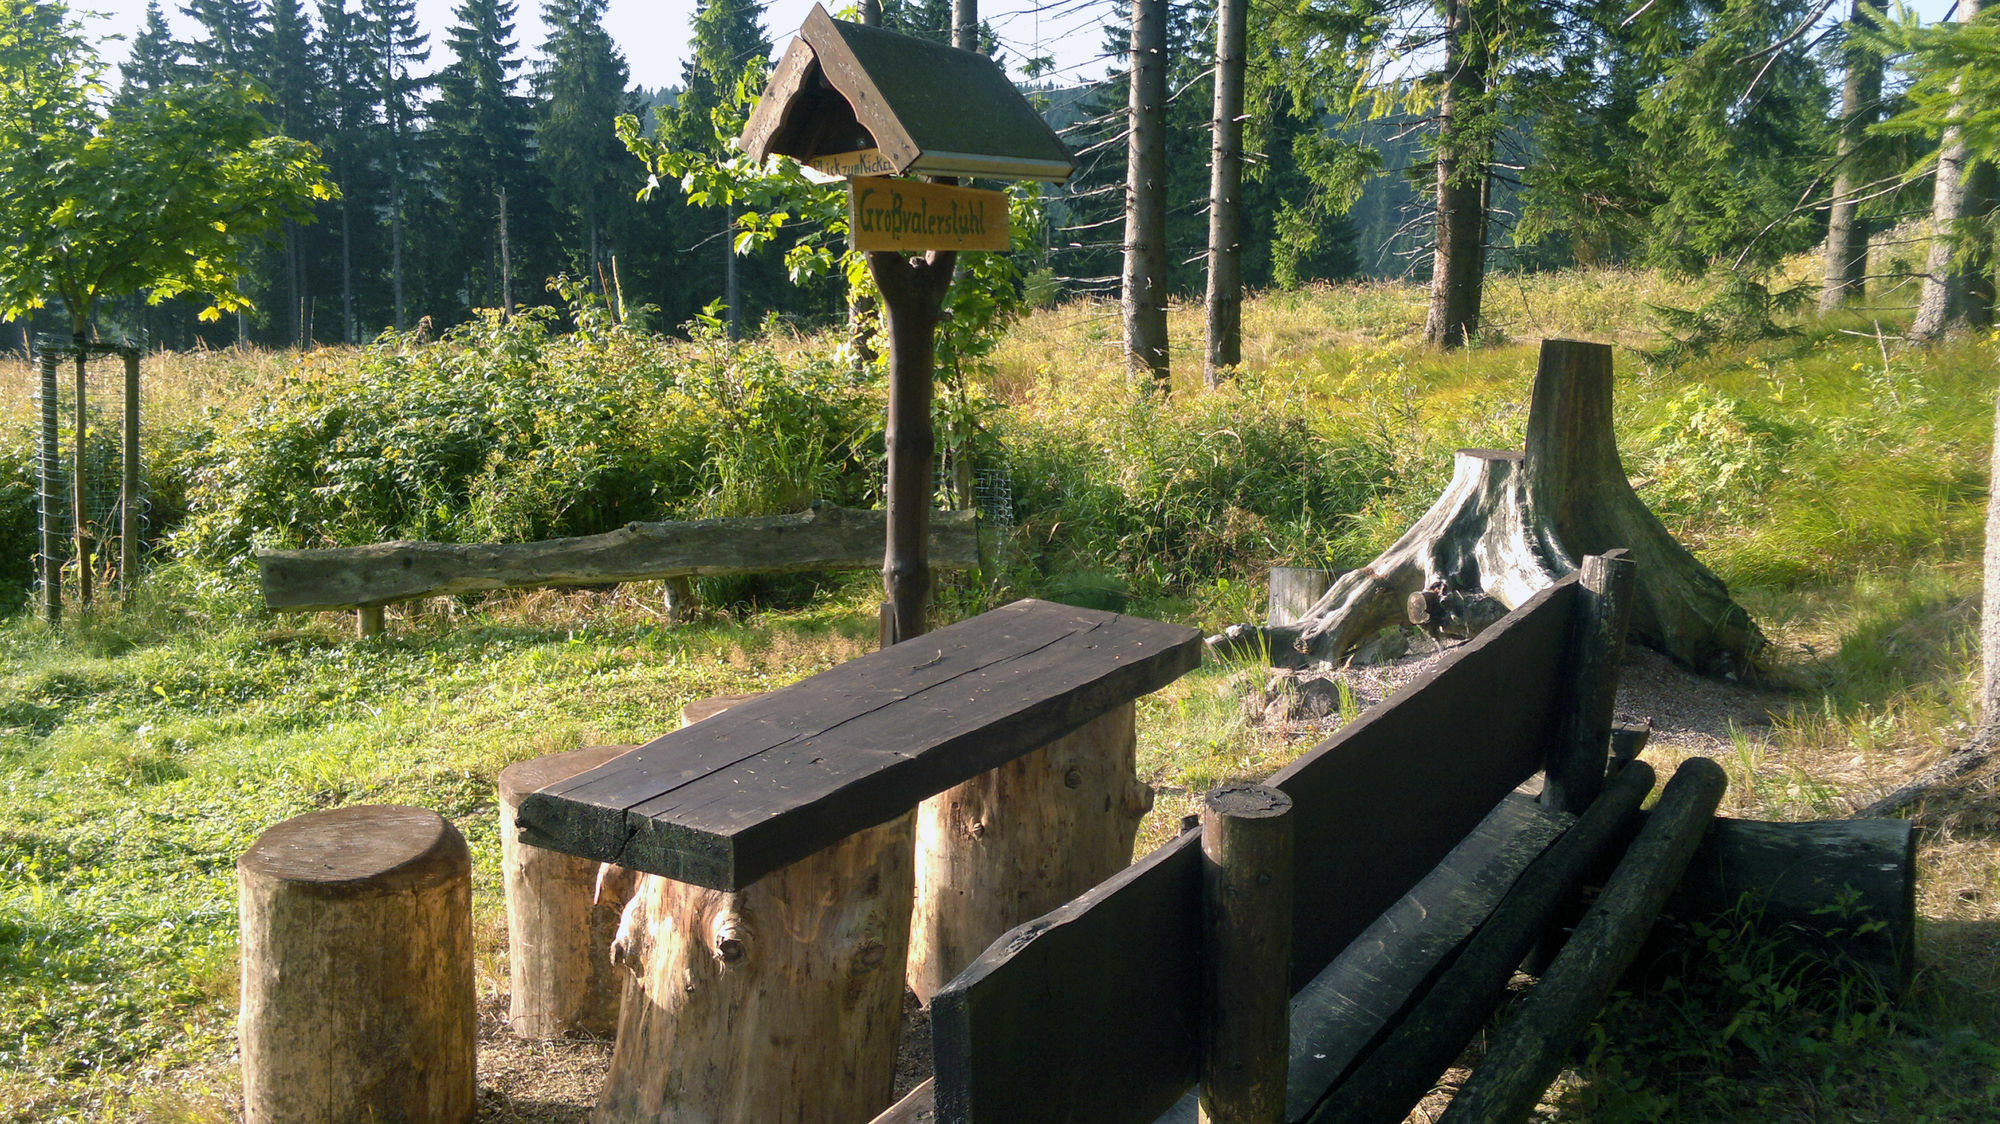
[1292,340,1766,677]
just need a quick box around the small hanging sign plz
[849,176,1009,253]
[805,148,898,182]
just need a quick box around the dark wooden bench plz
[876,557,1638,1124]
[512,598,1203,1123]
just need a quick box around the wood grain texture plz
[1299,763,1656,1124]
[871,1079,938,1123]
[237,805,474,1124]
[1199,785,1294,1124]
[498,746,638,1039]
[595,811,917,1124]
[257,504,979,612]
[1437,757,1727,1124]
[517,600,1201,889]
[1541,550,1636,815]
[1156,793,1574,1124]
[908,704,1151,1003]
[929,577,1580,1124]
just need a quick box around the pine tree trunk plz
[1123,0,1170,386]
[1820,0,1882,312]
[340,183,356,345]
[499,186,515,317]
[393,178,408,332]
[953,0,976,49]
[1423,0,1488,350]
[1911,0,1980,342]
[1204,0,1247,387]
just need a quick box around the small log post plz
[1522,340,1765,677]
[499,744,640,1039]
[907,703,1155,1003]
[1542,551,1636,816]
[594,694,915,1123]
[1306,761,1658,1124]
[237,805,475,1124]
[1266,567,1335,628]
[37,348,60,624]
[663,574,697,623]
[1199,783,1294,1124]
[71,351,91,608]
[871,248,958,646]
[120,347,140,593]
[356,604,385,638]
[1437,756,1727,1124]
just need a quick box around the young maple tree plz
[0,0,331,338]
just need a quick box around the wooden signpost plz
[740,3,1073,646]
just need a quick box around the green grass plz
[1,264,1996,1120]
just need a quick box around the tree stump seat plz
[498,744,641,1040]
[237,804,475,1124]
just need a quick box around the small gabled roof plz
[740,4,1075,184]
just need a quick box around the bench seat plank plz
[515,599,1202,889]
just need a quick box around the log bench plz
[513,598,1203,1122]
[878,556,1916,1124]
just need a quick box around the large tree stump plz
[1293,339,1765,676]
[906,703,1154,1003]
[500,744,640,1039]
[593,694,915,1123]
[1524,339,1765,677]
[237,805,475,1124]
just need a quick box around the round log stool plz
[237,804,474,1124]
[593,694,917,1124]
[499,744,640,1039]
[907,702,1154,1002]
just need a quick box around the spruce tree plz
[181,0,268,78]
[536,0,632,294]
[430,0,535,317]
[312,0,381,341]
[121,0,185,100]
[266,0,316,342]
[363,0,428,331]
[664,0,769,337]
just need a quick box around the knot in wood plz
[1063,768,1085,789]
[966,820,986,839]
[853,940,888,972]
[710,913,747,963]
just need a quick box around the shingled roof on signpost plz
[740,3,1075,184]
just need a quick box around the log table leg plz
[237,804,475,1124]
[907,702,1155,1004]
[499,744,641,1039]
[592,694,917,1124]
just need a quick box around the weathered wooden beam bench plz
[875,554,1915,1124]
[255,502,981,635]
[513,598,1203,1122]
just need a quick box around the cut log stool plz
[594,694,917,1123]
[908,702,1154,1002]
[237,804,475,1124]
[499,744,641,1039]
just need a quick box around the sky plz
[79,0,1124,93]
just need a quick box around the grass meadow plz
[1,262,1997,1120]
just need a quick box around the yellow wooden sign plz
[849,176,1010,252]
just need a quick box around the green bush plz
[171,312,886,564]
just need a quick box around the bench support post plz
[1199,783,1294,1124]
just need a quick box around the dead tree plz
[1293,340,1765,677]
[1124,0,1170,385]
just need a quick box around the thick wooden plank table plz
[516,598,1203,890]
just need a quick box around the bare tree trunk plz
[858,0,881,24]
[340,186,356,344]
[724,206,741,341]
[870,249,958,645]
[1422,0,1488,350]
[953,0,976,49]
[1820,0,1882,312]
[1123,0,1170,386]
[1966,161,1995,329]
[1911,0,1981,342]
[392,177,408,333]
[498,186,515,318]
[1204,0,1247,388]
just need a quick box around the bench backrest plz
[930,575,1583,1124]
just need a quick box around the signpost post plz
[739,4,1073,645]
